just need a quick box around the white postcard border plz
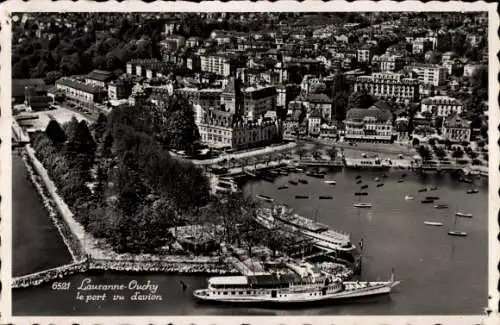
[0,1,498,324]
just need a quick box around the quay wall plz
[22,147,86,261]
[12,261,88,289]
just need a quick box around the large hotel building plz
[353,72,419,102]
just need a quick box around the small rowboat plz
[324,180,337,185]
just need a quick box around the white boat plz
[404,195,414,200]
[455,212,473,218]
[448,214,468,237]
[448,231,468,237]
[193,264,399,305]
[324,180,337,185]
[424,221,444,226]
[353,203,372,208]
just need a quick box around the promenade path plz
[190,142,296,166]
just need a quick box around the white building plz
[344,104,393,142]
[410,64,448,86]
[200,54,232,77]
[421,96,463,117]
[354,72,419,102]
[442,115,471,143]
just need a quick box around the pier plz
[297,160,343,167]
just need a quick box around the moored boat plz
[430,185,439,191]
[397,179,404,183]
[299,179,308,184]
[426,196,440,200]
[319,196,333,200]
[374,177,380,182]
[307,172,325,179]
[360,184,368,189]
[353,203,372,208]
[424,221,444,226]
[448,231,467,237]
[376,183,384,188]
[277,186,289,190]
[418,188,428,192]
[355,175,362,179]
[324,180,337,185]
[466,188,479,194]
[295,195,309,199]
[355,192,369,196]
[289,180,299,185]
[404,195,414,200]
[421,199,434,204]
[455,212,473,218]
[356,180,362,184]
[434,204,448,209]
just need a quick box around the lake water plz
[12,156,488,315]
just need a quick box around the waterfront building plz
[344,103,393,143]
[354,72,419,103]
[308,93,333,122]
[84,69,114,88]
[55,77,107,108]
[319,123,338,140]
[308,111,322,136]
[283,110,302,138]
[409,64,447,86]
[442,114,471,143]
[197,108,282,149]
[421,96,463,117]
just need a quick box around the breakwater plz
[22,148,86,262]
[12,258,238,289]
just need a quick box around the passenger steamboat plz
[256,206,356,253]
[193,263,399,305]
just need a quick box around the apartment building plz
[200,54,233,76]
[421,95,464,117]
[55,77,107,108]
[354,72,420,102]
[242,85,277,119]
[409,64,447,86]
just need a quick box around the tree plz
[347,91,374,109]
[412,138,420,147]
[45,119,66,144]
[417,145,432,162]
[93,112,108,144]
[451,147,464,162]
[326,147,338,161]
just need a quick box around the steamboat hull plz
[193,282,399,306]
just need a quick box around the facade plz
[308,93,333,122]
[319,123,338,140]
[55,77,107,108]
[442,115,471,143]
[85,69,114,88]
[421,96,463,117]
[242,85,277,119]
[344,105,393,142]
[379,54,405,72]
[308,113,322,136]
[107,80,131,100]
[200,54,232,76]
[357,48,371,63]
[410,64,447,86]
[412,38,434,54]
[196,108,282,149]
[354,72,419,102]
